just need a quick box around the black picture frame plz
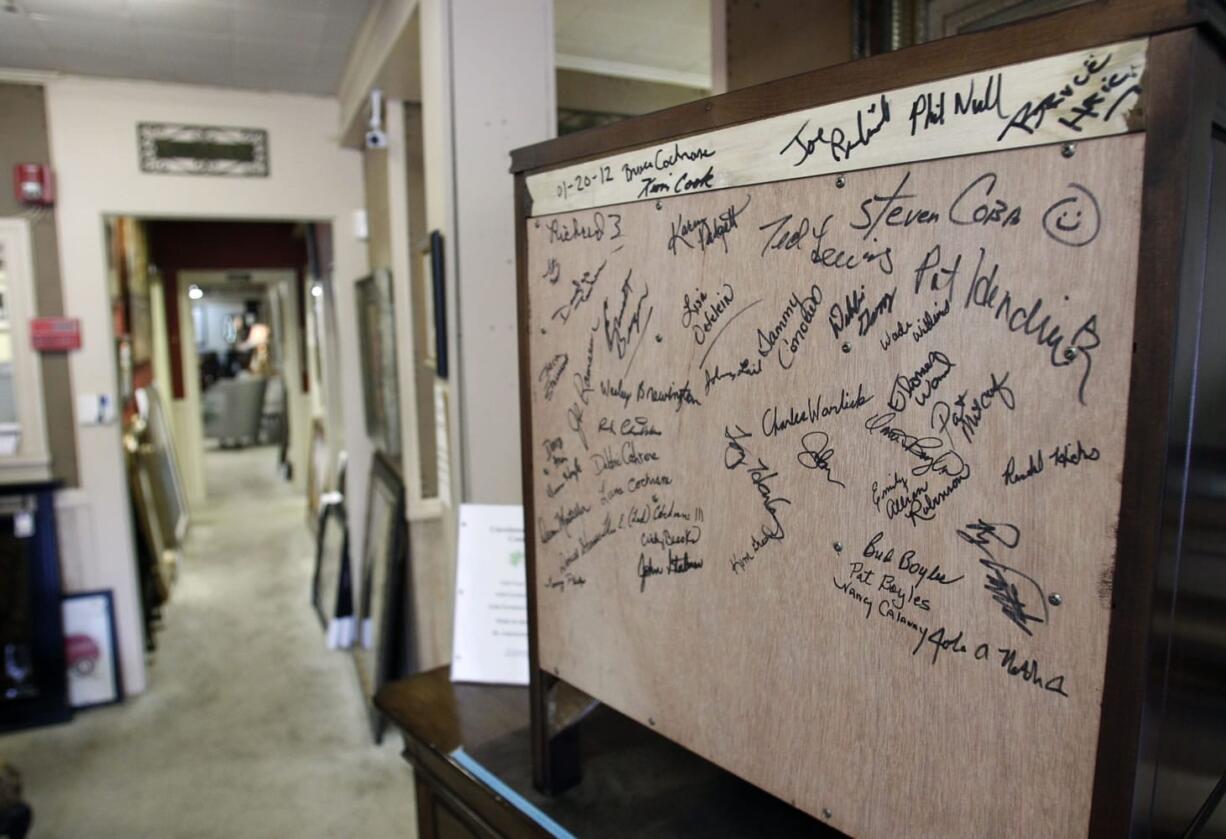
[61,590,123,710]
[354,451,410,742]
[428,231,448,380]
[355,271,402,457]
[311,497,353,635]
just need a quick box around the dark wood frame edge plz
[1089,27,1222,837]
[1084,27,1196,837]
[514,174,549,792]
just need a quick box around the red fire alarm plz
[30,317,80,351]
[13,163,54,206]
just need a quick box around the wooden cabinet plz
[377,668,834,838]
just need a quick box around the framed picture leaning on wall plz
[136,386,189,547]
[354,270,401,459]
[312,494,354,650]
[61,591,122,709]
[353,451,409,742]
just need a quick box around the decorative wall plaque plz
[137,123,269,177]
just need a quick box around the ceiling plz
[0,0,710,97]
[554,0,711,89]
[0,0,373,96]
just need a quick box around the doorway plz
[103,217,343,652]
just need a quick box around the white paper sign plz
[451,504,529,685]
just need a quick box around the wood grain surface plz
[527,39,1146,216]
[522,133,1145,837]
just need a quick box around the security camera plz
[365,88,387,149]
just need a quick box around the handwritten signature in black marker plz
[797,431,846,488]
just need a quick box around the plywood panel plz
[523,133,1144,837]
[527,38,1146,215]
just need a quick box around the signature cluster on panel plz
[530,59,1130,703]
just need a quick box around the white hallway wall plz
[45,77,369,694]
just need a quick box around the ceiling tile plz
[129,0,233,36]
[0,0,368,96]
[241,0,330,13]
[0,42,59,71]
[21,0,129,20]
[322,10,362,52]
[234,6,326,43]
[0,13,48,49]
[33,14,140,57]
[137,28,230,63]
[233,35,319,70]
[321,0,364,18]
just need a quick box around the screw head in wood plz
[1063,346,1078,360]
[835,175,846,188]
[1049,593,1063,606]
[1062,143,1076,158]
[823,808,833,819]
[841,342,852,354]
[833,541,843,553]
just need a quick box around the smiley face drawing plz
[1042,182,1102,247]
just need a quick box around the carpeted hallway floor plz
[0,445,417,838]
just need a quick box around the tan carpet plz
[0,445,417,838]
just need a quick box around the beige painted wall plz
[442,0,556,505]
[0,83,77,487]
[44,76,368,693]
[335,0,555,670]
[383,0,555,670]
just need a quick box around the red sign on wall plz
[30,317,81,351]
